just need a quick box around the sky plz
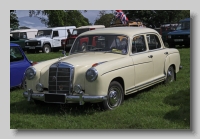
[16,10,113,29]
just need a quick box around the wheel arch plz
[110,77,125,94]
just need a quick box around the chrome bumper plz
[23,89,107,105]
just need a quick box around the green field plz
[10,48,190,129]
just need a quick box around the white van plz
[10,29,38,39]
[25,26,76,53]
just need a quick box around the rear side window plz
[10,47,24,62]
[132,35,146,53]
[52,31,59,37]
[146,34,161,50]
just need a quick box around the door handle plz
[148,55,153,58]
[164,52,168,55]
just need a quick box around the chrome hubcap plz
[167,68,174,82]
[108,87,121,108]
[45,47,50,53]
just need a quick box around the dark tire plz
[102,81,124,110]
[34,99,45,106]
[164,66,175,84]
[43,44,51,53]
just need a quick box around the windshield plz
[37,30,52,37]
[176,21,190,30]
[70,35,129,55]
[72,28,90,35]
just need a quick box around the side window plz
[146,34,161,50]
[132,35,146,53]
[52,31,59,37]
[10,47,24,62]
[20,32,27,39]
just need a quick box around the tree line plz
[10,10,190,30]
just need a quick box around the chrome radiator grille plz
[48,62,74,94]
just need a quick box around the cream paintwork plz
[25,27,181,102]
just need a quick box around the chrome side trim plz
[126,76,165,95]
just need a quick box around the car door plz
[10,46,31,87]
[52,30,60,47]
[130,35,154,87]
[146,34,167,79]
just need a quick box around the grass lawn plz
[10,48,190,129]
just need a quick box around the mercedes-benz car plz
[23,27,182,110]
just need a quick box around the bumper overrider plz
[23,89,107,105]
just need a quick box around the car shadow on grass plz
[10,100,103,116]
[163,88,190,127]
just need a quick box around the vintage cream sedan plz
[23,27,182,110]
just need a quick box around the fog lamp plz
[36,83,43,92]
[74,84,82,94]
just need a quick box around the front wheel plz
[43,44,51,53]
[102,81,124,110]
[164,66,175,84]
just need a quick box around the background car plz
[167,18,190,48]
[10,43,36,88]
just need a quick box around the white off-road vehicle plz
[25,26,76,53]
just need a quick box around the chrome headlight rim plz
[85,67,98,82]
[25,66,36,80]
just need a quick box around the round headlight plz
[26,42,29,45]
[25,67,36,80]
[86,68,98,82]
[38,41,41,45]
[74,84,82,93]
[36,83,43,92]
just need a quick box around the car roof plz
[79,27,158,37]
[38,26,76,31]
[10,43,19,47]
[10,29,38,33]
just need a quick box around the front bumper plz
[23,89,107,105]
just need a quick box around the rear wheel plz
[164,66,175,84]
[43,44,51,53]
[102,81,124,110]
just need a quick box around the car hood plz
[27,36,51,41]
[36,52,126,88]
[35,52,126,75]
[168,29,190,35]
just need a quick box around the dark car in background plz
[10,43,36,88]
[159,23,178,46]
[167,18,190,48]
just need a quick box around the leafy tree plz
[94,10,114,27]
[123,10,190,28]
[29,10,90,27]
[10,10,19,30]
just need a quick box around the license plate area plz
[44,94,66,103]
[174,39,183,42]
[29,46,35,49]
